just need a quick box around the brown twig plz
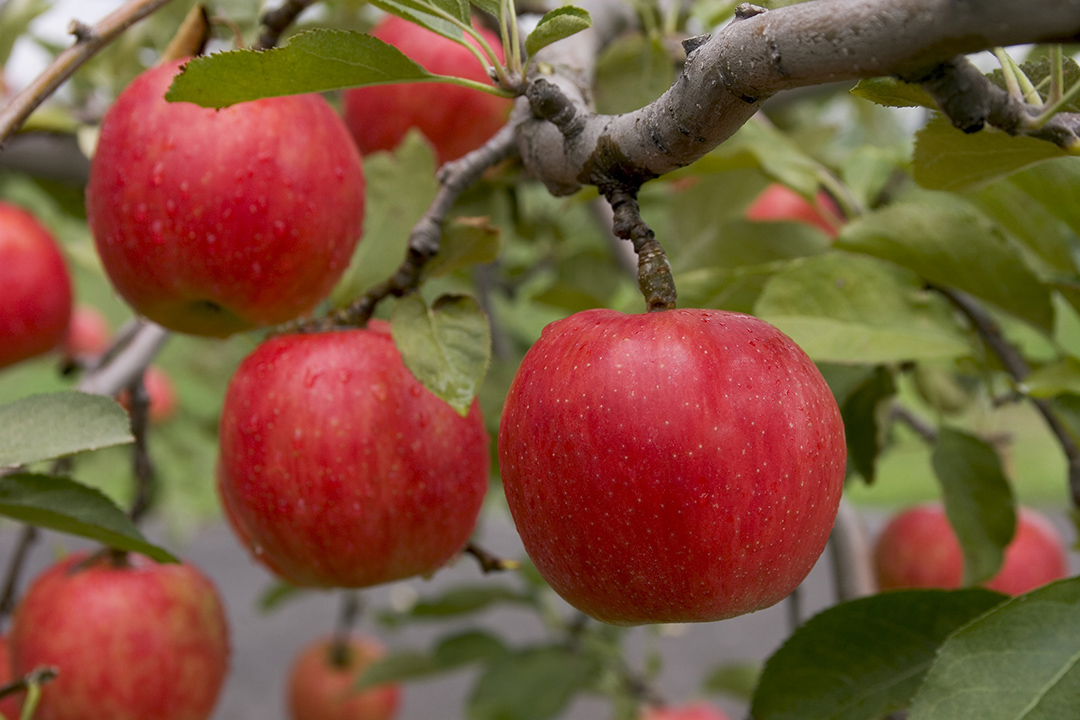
[890,403,939,444]
[126,374,157,525]
[463,542,521,573]
[330,591,362,667]
[607,188,677,312]
[254,0,317,51]
[0,0,178,148]
[937,287,1080,509]
[0,665,59,701]
[0,525,38,622]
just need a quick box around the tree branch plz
[517,0,1080,195]
[0,0,178,148]
[254,0,317,51]
[828,498,877,601]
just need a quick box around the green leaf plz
[754,254,971,364]
[0,391,133,468]
[931,429,1016,587]
[0,0,50,68]
[594,32,676,114]
[1025,357,1080,398]
[422,217,502,279]
[670,218,832,275]
[355,630,507,689]
[403,585,533,619]
[1009,157,1080,241]
[850,77,937,109]
[468,646,600,720]
[703,661,762,701]
[390,294,491,415]
[751,589,1005,720]
[909,578,1080,720]
[525,6,592,58]
[257,581,310,613]
[331,132,439,306]
[836,200,1054,332]
[369,0,467,41]
[987,55,1080,114]
[0,474,177,563]
[840,366,896,484]
[355,650,442,689]
[913,115,1065,192]
[432,630,509,666]
[166,29,439,108]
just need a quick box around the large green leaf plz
[1025,356,1080,398]
[840,366,896,484]
[850,77,937,109]
[913,116,1065,192]
[390,294,491,415]
[382,584,533,623]
[0,474,176,563]
[594,32,676,115]
[369,0,467,41]
[670,218,832,275]
[468,646,600,720]
[909,578,1080,720]
[754,254,971,364]
[752,589,1006,720]
[0,391,132,468]
[331,132,439,306]
[524,7,591,58]
[836,200,1054,332]
[931,429,1016,587]
[356,630,507,689]
[1009,158,1080,241]
[166,29,440,108]
[421,216,502,279]
[972,176,1080,275]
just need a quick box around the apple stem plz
[0,665,58,704]
[463,542,521,573]
[606,188,677,312]
[329,591,363,668]
[254,0,316,51]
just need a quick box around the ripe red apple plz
[873,503,1068,595]
[217,322,490,587]
[288,635,400,720]
[119,365,179,423]
[343,16,511,165]
[0,202,72,370]
[745,183,842,238]
[0,635,23,720]
[87,59,365,337]
[9,551,229,720]
[499,308,847,625]
[61,304,111,360]
[641,702,731,720]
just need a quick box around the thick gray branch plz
[518,0,1080,195]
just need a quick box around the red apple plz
[343,16,510,165]
[745,183,842,239]
[9,551,229,720]
[499,308,847,625]
[217,322,489,587]
[61,304,111,360]
[0,635,23,720]
[119,365,179,423]
[0,202,72,370]
[641,702,731,720]
[874,503,1068,595]
[288,635,400,720]
[87,59,365,337]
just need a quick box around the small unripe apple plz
[874,503,1068,595]
[745,184,842,239]
[61,304,111,360]
[343,16,510,165]
[87,59,365,337]
[217,322,490,587]
[118,365,179,423]
[641,702,731,720]
[10,551,230,720]
[499,308,847,625]
[0,202,72,370]
[288,635,400,720]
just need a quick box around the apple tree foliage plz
[2,0,1080,718]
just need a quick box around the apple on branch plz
[873,503,1069,595]
[118,365,179,424]
[499,308,847,625]
[86,59,365,337]
[641,702,731,720]
[9,551,229,720]
[343,16,511,166]
[288,635,401,720]
[217,322,490,588]
[744,183,843,239]
[0,202,72,370]
[60,304,111,362]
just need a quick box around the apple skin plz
[499,308,847,625]
[745,184,841,239]
[288,635,401,720]
[87,59,365,337]
[119,365,179,423]
[641,702,731,720]
[874,503,1068,595]
[0,202,72,370]
[61,304,111,360]
[217,322,490,588]
[343,16,510,165]
[9,552,229,720]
